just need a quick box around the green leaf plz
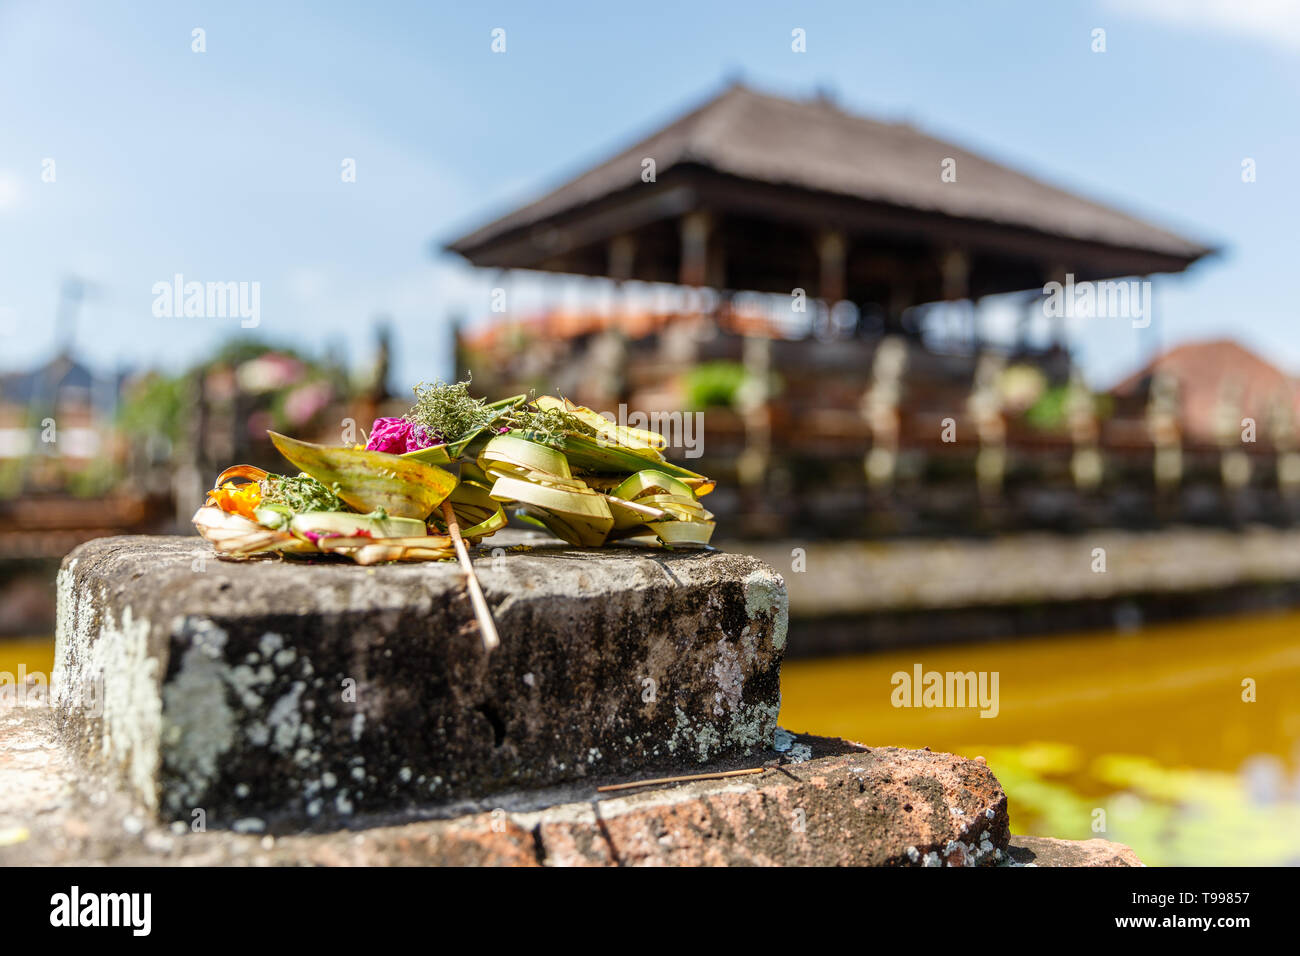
[560,434,714,495]
[269,431,458,519]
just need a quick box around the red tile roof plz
[1111,339,1300,442]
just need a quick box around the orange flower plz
[207,481,262,520]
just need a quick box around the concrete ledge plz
[52,532,788,827]
[1,707,1141,866]
[3,707,1033,865]
[742,527,1300,618]
[742,526,1300,653]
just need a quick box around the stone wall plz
[53,532,787,829]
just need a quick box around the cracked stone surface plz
[0,706,1139,866]
[52,532,787,828]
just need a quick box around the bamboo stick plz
[596,767,766,793]
[441,499,500,653]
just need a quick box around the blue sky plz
[1,0,1296,391]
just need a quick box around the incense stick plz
[596,767,766,793]
[441,499,500,653]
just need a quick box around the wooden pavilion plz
[443,84,1248,537]
[447,83,1212,331]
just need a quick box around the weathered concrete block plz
[53,532,787,828]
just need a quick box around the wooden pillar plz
[817,230,846,304]
[679,212,711,287]
[1046,262,1068,349]
[940,249,973,349]
[608,235,637,282]
[940,249,969,301]
[707,229,726,291]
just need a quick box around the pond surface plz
[780,609,1300,865]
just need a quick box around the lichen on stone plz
[160,618,236,815]
[742,568,789,651]
[54,566,162,810]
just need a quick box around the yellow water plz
[780,610,1300,865]
[0,638,53,683]
[6,613,1299,865]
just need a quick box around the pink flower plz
[284,382,333,427]
[364,417,437,453]
[237,354,305,393]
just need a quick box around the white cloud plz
[1105,0,1300,52]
